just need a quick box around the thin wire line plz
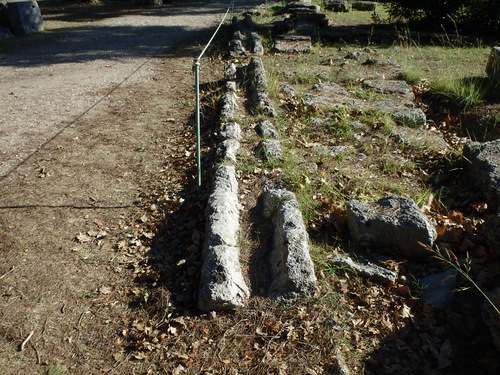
[0,57,154,184]
[196,0,235,61]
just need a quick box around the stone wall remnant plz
[352,1,377,11]
[263,188,317,300]
[274,34,312,53]
[325,0,352,12]
[198,166,250,311]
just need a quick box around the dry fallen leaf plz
[76,233,91,243]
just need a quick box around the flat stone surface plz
[421,269,458,308]
[274,34,311,53]
[352,1,377,11]
[325,0,352,12]
[347,195,437,258]
[363,79,415,103]
[331,254,396,286]
[391,126,450,153]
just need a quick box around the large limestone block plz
[263,188,317,300]
[486,47,500,82]
[198,166,249,311]
[347,195,437,258]
[7,0,43,35]
[274,34,311,53]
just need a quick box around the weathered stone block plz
[347,195,437,258]
[255,120,279,139]
[352,1,377,11]
[325,0,352,12]
[256,139,282,161]
[198,166,249,311]
[218,121,241,141]
[263,188,317,300]
[274,34,311,53]
[486,46,500,82]
[6,0,43,35]
[464,139,500,210]
[216,139,240,164]
[331,254,396,286]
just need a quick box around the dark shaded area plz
[0,0,263,67]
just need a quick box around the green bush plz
[379,0,500,36]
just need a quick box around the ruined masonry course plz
[198,166,250,311]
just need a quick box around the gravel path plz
[0,0,260,179]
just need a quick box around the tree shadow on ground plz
[1,0,263,67]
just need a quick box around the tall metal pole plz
[194,60,202,188]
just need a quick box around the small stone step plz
[274,35,312,53]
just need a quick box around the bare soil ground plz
[0,1,256,374]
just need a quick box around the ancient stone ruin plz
[0,0,43,36]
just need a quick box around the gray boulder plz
[263,188,317,299]
[6,0,43,35]
[347,195,437,258]
[391,108,426,127]
[464,139,500,210]
[250,89,276,117]
[248,56,267,89]
[256,139,282,161]
[352,1,377,11]
[224,63,237,81]
[250,32,264,55]
[325,0,352,12]
[219,91,238,120]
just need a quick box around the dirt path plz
[0,1,259,374]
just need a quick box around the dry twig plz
[19,330,34,352]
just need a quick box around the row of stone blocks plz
[198,54,316,312]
